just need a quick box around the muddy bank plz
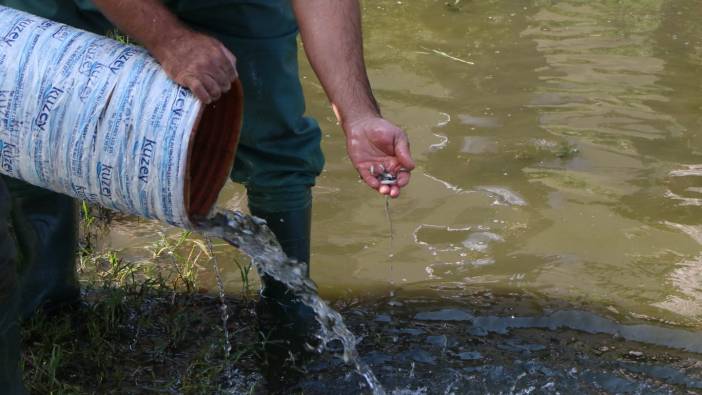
[279,289,702,395]
[22,279,702,394]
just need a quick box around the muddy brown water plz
[103,0,702,392]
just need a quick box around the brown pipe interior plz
[185,80,243,220]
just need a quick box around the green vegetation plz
[22,205,263,394]
[106,30,131,45]
[554,142,580,159]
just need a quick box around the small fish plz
[251,216,267,226]
[377,172,397,185]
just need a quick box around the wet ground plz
[22,281,702,394]
[277,289,702,394]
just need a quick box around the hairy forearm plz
[292,0,380,127]
[91,0,188,57]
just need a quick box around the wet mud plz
[269,290,702,395]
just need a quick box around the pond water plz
[104,0,702,391]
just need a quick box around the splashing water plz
[196,208,387,395]
[204,236,234,386]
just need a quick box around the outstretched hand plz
[344,117,415,198]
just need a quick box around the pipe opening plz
[185,81,243,220]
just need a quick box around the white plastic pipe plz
[0,6,242,228]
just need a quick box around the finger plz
[200,74,222,103]
[381,158,401,175]
[211,66,232,93]
[379,185,391,195]
[218,44,238,81]
[389,185,400,198]
[181,75,212,103]
[358,166,380,190]
[396,170,411,188]
[394,134,416,170]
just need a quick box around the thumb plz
[394,133,415,171]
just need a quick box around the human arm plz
[291,0,415,197]
[91,0,237,103]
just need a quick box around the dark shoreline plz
[22,282,702,394]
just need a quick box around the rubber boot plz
[0,179,28,395]
[0,290,25,395]
[250,203,318,364]
[3,178,80,320]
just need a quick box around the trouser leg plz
[3,178,80,319]
[0,179,27,395]
[1,0,102,325]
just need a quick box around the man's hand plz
[150,30,237,104]
[345,117,414,198]
[92,0,237,104]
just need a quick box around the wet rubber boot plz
[4,178,81,320]
[0,292,25,395]
[0,179,28,395]
[250,204,318,358]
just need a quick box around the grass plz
[554,142,580,159]
[148,230,208,293]
[21,204,264,394]
[78,201,112,255]
[106,30,132,45]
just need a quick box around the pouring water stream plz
[196,209,387,395]
[204,236,234,386]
